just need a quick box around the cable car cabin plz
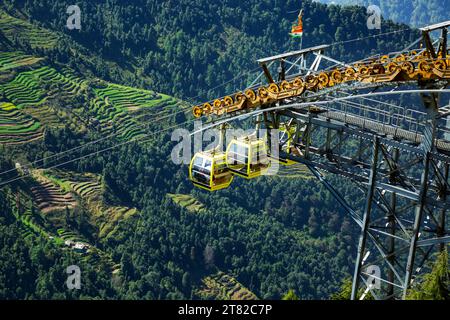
[189,151,233,191]
[226,136,270,179]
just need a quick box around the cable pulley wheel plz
[268,83,280,94]
[280,80,292,91]
[245,89,257,102]
[223,96,234,106]
[193,106,203,118]
[318,72,329,87]
[331,70,343,83]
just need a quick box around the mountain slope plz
[0,11,355,299]
[1,1,440,300]
[1,0,419,102]
[316,0,449,28]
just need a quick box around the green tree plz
[330,278,352,300]
[282,289,299,300]
[407,250,449,300]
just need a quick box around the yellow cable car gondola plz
[189,150,234,191]
[226,135,270,179]
[189,124,233,191]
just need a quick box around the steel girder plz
[266,97,449,299]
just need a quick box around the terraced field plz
[1,68,48,108]
[43,169,102,198]
[88,96,145,140]
[95,83,176,112]
[7,187,118,271]
[57,228,86,243]
[21,208,49,237]
[0,47,179,144]
[42,169,138,239]
[167,193,206,213]
[5,183,118,273]
[17,222,35,240]
[0,101,43,144]
[0,62,89,140]
[59,67,87,88]
[70,180,102,199]
[90,83,179,140]
[60,172,138,239]
[30,181,77,214]
[30,171,77,214]
[0,9,180,146]
[0,51,43,72]
[23,105,63,128]
[97,206,137,238]
[5,188,61,243]
[0,10,58,49]
[196,272,258,300]
[1,66,84,108]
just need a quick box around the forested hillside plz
[316,0,449,28]
[0,1,445,300]
[1,0,418,101]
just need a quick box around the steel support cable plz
[0,113,213,189]
[0,63,263,179]
[0,101,193,179]
[191,89,450,137]
[193,27,446,117]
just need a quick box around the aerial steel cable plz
[0,115,209,188]
[0,65,262,179]
[189,89,450,136]
[0,101,191,178]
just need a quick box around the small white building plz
[15,163,30,175]
[64,240,75,247]
[73,242,89,253]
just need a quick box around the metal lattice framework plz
[189,21,450,300]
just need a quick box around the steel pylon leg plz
[351,137,380,300]
[387,148,399,299]
[402,152,431,299]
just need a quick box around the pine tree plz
[282,289,299,300]
[407,250,449,300]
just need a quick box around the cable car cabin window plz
[226,138,270,179]
[227,142,249,173]
[250,144,269,173]
[190,152,233,191]
[192,157,212,185]
[228,143,249,166]
[212,158,229,186]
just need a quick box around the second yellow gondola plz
[225,135,270,179]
